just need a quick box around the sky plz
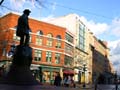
[1,0,120,74]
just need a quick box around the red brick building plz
[0,13,74,83]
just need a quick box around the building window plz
[36,30,43,45]
[65,33,73,43]
[46,51,52,63]
[56,35,61,48]
[13,33,20,41]
[64,55,73,67]
[55,53,60,64]
[56,41,61,48]
[29,35,32,43]
[36,36,42,45]
[36,30,43,35]
[65,43,73,55]
[56,35,61,39]
[46,40,52,47]
[34,49,42,61]
[78,23,85,51]
[46,33,53,47]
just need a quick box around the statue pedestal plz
[5,65,39,85]
[0,45,39,85]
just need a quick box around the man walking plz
[16,9,31,46]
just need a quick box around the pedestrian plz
[54,73,62,86]
[16,9,31,46]
[64,75,71,87]
[63,76,67,86]
[71,77,76,88]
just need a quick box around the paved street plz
[0,84,120,90]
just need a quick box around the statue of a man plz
[16,9,31,46]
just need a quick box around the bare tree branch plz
[35,0,46,8]
[0,0,4,5]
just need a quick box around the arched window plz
[36,30,43,35]
[47,33,53,38]
[46,33,53,47]
[56,35,61,39]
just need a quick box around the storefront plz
[42,65,62,84]
[30,64,62,84]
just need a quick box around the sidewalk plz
[76,84,94,89]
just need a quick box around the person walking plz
[16,9,31,46]
[54,73,62,86]
[64,75,71,87]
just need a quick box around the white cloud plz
[109,18,120,37]
[51,2,56,11]
[41,15,55,21]
[108,40,120,50]
[80,16,120,73]
[10,0,25,9]
[80,16,109,36]
[107,32,120,74]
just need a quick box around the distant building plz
[44,13,115,84]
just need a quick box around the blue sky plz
[1,0,120,73]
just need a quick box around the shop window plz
[43,71,50,83]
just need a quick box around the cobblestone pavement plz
[0,84,119,90]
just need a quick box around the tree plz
[0,0,45,11]
[0,0,4,5]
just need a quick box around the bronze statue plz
[16,9,31,46]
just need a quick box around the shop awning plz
[63,70,75,74]
[30,64,40,70]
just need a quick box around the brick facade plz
[0,13,74,83]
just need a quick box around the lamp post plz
[114,71,119,90]
[83,64,87,88]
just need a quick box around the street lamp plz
[114,71,120,90]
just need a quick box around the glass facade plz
[77,23,85,51]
